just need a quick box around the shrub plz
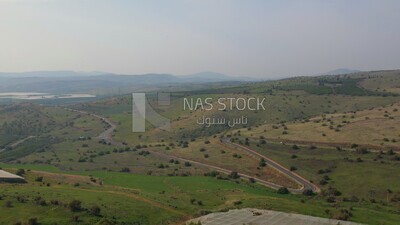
[16,169,25,176]
[302,189,314,196]
[319,179,328,185]
[96,218,116,225]
[35,176,43,182]
[35,198,47,206]
[277,187,289,194]
[229,171,240,179]
[89,205,101,216]
[68,200,82,212]
[50,200,60,205]
[120,167,130,173]
[16,196,26,203]
[5,200,12,208]
[356,148,369,154]
[233,200,242,205]
[27,218,38,225]
[326,196,336,203]
[332,209,352,221]
[204,171,219,177]
[259,158,266,167]
[72,216,80,222]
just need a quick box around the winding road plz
[222,138,320,193]
[65,108,117,144]
[68,108,319,193]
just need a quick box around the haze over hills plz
[0,71,106,78]
[0,71,259,95]
[0,69,396,96]
[0,71,257,81]
[182,72,261,82]
[319,68,361,75]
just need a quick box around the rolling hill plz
[1,70,400,225]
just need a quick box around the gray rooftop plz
[0,170,24,179]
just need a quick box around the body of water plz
[0,92,96,100]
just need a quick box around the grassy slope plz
[360,70,400,94]
[240,102,400,149]
[1,165,399,225]
[158,138,301,188]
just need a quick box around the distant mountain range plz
[0,71,260,95]
[0,71,105,78]
[319,68,361,75]
[182,72,234,82]
[0,69,366,96]
[0,71,258,81]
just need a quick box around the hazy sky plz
[1,0,399,78]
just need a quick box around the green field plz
[1,164,399,225]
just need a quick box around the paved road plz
[68,108,314,193]
[222,138,320,193]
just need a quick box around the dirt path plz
[222,138,320,193]
[29,169,185,215]
[256,137,398,152]
[0,135,35,153]
[67,108,310,193]
[65,108,117,144]
[149,150,285,190]
[54,186,184,215]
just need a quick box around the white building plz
[0,170,26,183]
